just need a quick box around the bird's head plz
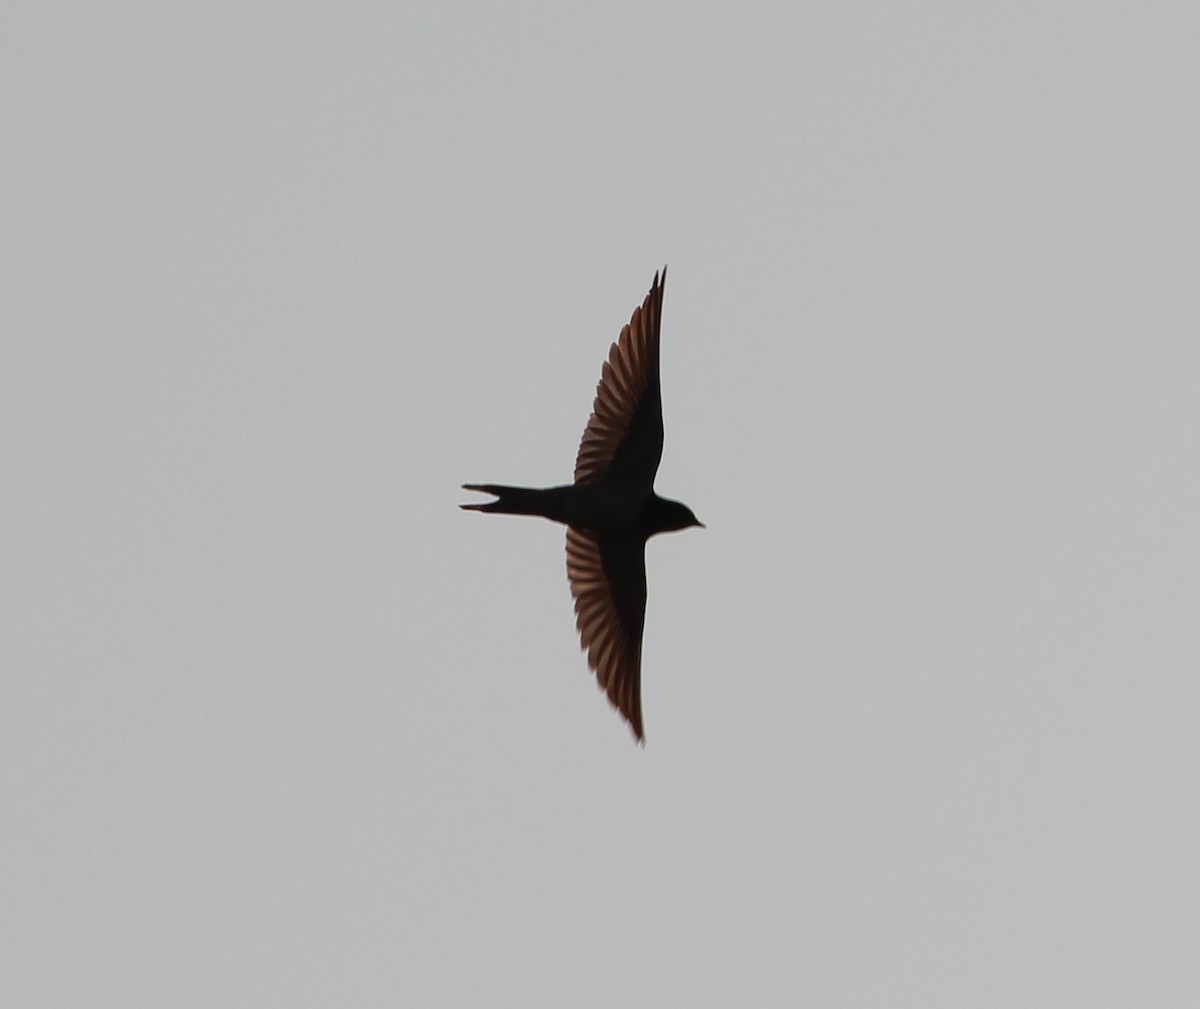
[650,497,705,535]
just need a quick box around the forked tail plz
[460,483,566,521]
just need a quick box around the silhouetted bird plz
[462,268,702,743]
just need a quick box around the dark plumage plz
[461,268,702,742]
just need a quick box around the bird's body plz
[461,482,697,537]
[461,269,701,742]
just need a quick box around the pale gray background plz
[4,3,1198,1006]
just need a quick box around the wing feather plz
[565,527,647,741]
[573,269,666,487]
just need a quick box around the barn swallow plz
[462,268,701,743]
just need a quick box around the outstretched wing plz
[565,526,647,742]
[573,269,666,489]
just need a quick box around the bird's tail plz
[460,483,567,520]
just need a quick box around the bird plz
[461,267,702,743]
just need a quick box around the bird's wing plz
[573,269,666,488]
[565,527,647,741]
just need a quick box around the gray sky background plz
[4,3,1199,1006]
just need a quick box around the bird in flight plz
[461,268,702,743]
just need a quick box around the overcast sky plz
[4,3,1199,1006]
